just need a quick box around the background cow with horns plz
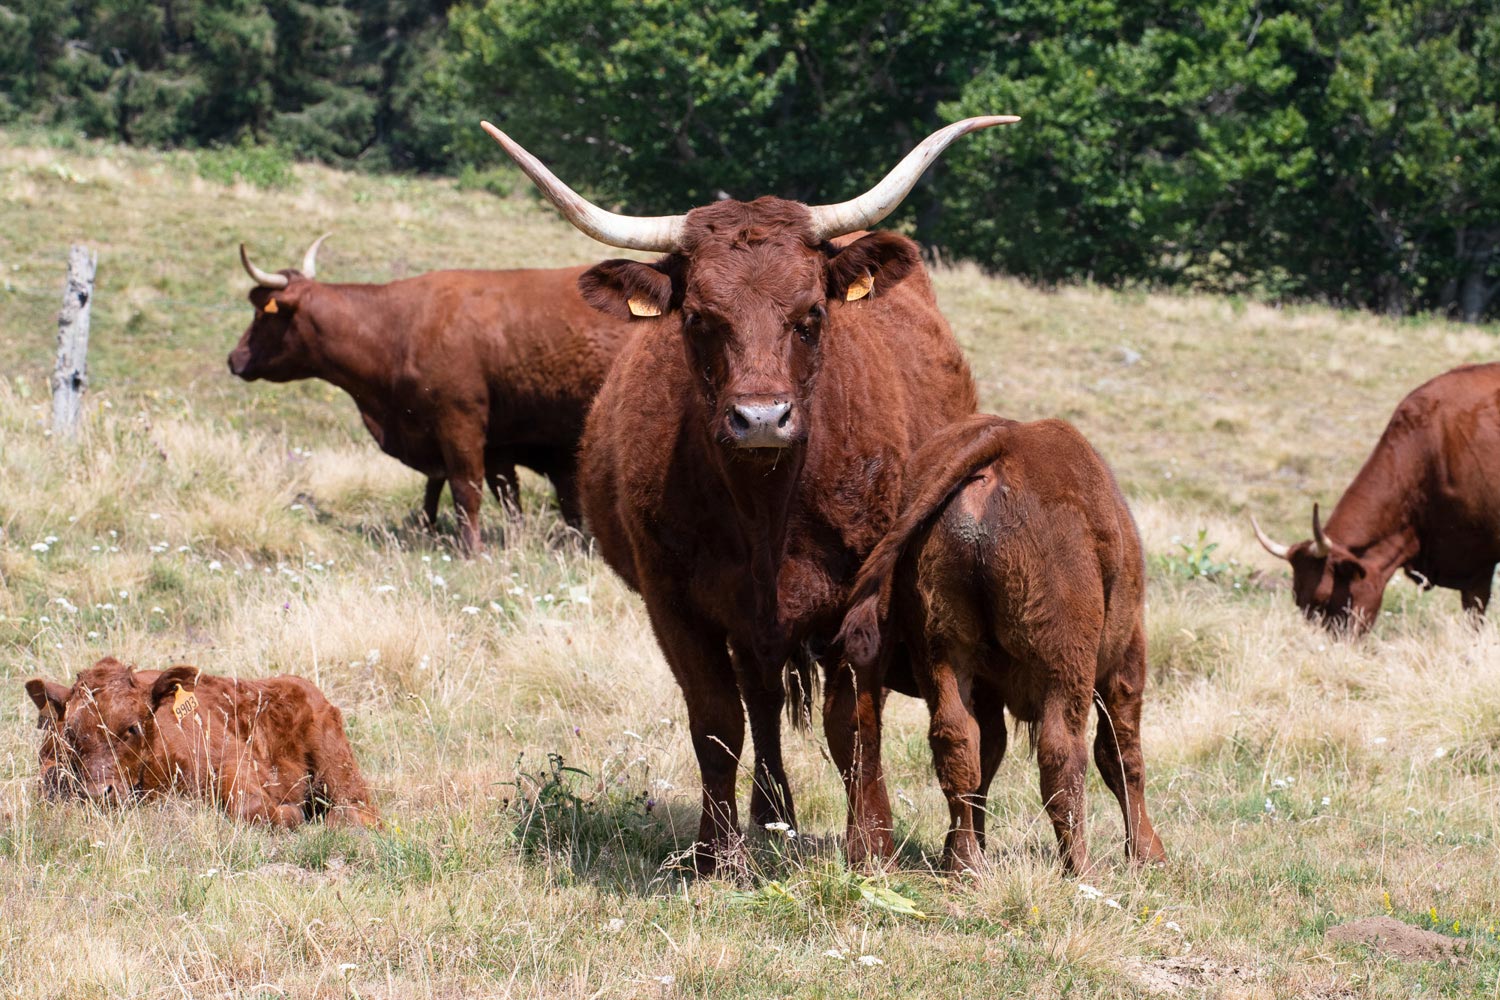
[482,114,1017,871]
[231,236,636,552]
[1251,362,1500,632]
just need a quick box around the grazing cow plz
[25,657,377,827]
[837,416,1166,874]
[1251,362,1500,633]
[483,115,1016,870]
[229,237,636,552]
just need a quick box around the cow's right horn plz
[1310,503,1333,557]
[806,115,1020,242]
[1249,513,1292,560]
[240,244,289,290]
[479,121,686,252]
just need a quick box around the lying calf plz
[25,657,377,828]
[838,415,1166,874]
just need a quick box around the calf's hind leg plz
[924,654,986,873]
[312,709,380,828]
[1093,624,1165,864]
[1036,682,1094,875]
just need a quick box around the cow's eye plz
[795,305,825,344]
[125,723,143,739]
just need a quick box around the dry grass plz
[2,133,1499,998]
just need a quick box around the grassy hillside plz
[2,133,1498,998]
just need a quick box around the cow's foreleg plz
[439,435,487,555]
[1093,624,1166,865]
[650,606,744,876]
[824,657,895,868]
[733,648,795,831]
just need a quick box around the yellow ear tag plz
[172,684,198,722]
[263,298,280,314]
[845,273,874,301]
[627,296,661,318]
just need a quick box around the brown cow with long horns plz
[230,237,636,552]
[482,115,1017,871]
[1251,362,1500,633]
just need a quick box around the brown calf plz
[25,658,376,828]
[839,416,1165,873]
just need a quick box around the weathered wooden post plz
[51,244,97,438]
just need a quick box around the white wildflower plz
[856,955,883,967]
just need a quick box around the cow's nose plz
[728,400,795,448]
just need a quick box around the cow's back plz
[390,268,636,449]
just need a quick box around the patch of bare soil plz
[1325,916,1465,963]
[1130,955,1261,995]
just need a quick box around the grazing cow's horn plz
[1249,513,1292,560]
[805,115,1021,243]
[240,244,289,290]
[301,232,331,279]
[479,121,687,252]
[1311,503,1333,557]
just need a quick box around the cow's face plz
[1287,543,1379,632]
[228,283,315,382]
[52,659,181,804]
[580,199,919,455]
[25,677,80,800]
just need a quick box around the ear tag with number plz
[627,296,661,317]
[845,273,874,301]
[172,684,198,722]
[263,298,280,314]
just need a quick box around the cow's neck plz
[1328,436,1424,578]
[705,429,807,658]
[302,284,407,410]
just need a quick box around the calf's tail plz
[835,415,1017,669]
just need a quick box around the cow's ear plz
[149,666,202,709]
[25,679,69,724]
[579,258,680,319]
[825,231,921,302]
[249,285,300,317]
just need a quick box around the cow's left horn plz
[479,121,686,252]
[240,244,289,289]
[1311,503,1333,557]
[301,232,331,279]
[805,115,1020,243]
[1249,513,1292,560]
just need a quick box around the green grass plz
[2,132,1499,997]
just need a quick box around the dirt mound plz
[1131,956,1260,995]
[1325,917,1464,962]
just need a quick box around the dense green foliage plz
[2,1,1496,319]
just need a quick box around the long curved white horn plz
[301,232,331,279]
[806,115,1020,242]
[479,121,687,252]
[1311,503,1332,557]
[240,244,289,290]
[1249,513,1292,560]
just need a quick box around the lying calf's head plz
[27,658,188,805]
